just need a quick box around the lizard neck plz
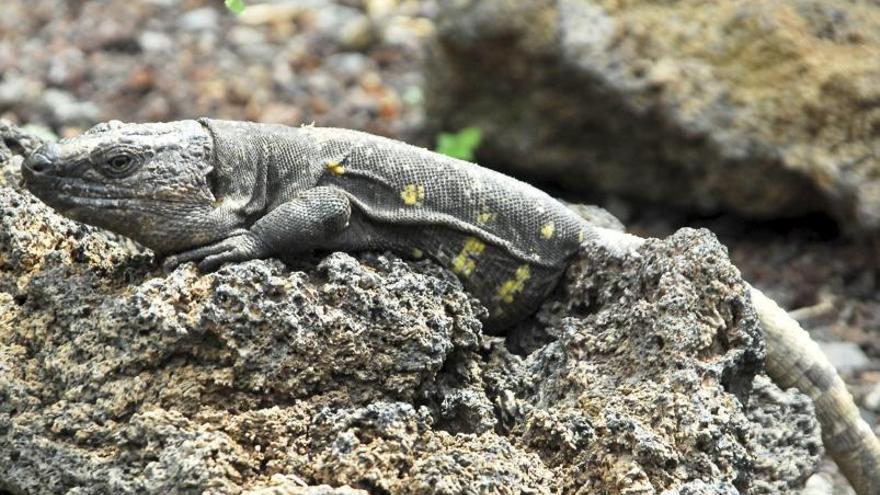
[200,118,321,224]
[200,119,269,224]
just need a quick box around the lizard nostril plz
[26,153,52,173]
[24,143,59,173]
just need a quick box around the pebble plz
[800,474,833,495]
[41,89,100,125]
[817,341,871,372]
[0,76,30,107]
[229,26,267,47]
[238,2,311,25]
[324,53,372,81]
[177,7,219,32]
[138,31,174,53]
[335,15,374,51]
[2,0,428,138]
[46,49,85,87]
[863,381,880,412]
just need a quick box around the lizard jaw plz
[23,166,115,213]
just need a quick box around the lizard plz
[7,118,880,494]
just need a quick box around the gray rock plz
[660,480,740,495]
[747,375,824,491]
[323,53,373,83]
[247,481,368,495]
[800,474,834,495]
[517,227,822,492]
[40,89,100,126]
[0,75,33,108]
[46,48,86,87]
[562,201,626,231]
[817,341,871,373]
[424,0,880,234]
[177,7,219,32]
[335,15,374,51]
[0,127,822,493]
[863,382,880,413]
[138,31,174,53]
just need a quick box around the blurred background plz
[1,0,879,491]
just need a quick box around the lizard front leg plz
[165,186,352,272]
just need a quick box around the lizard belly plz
[330,214,565,332]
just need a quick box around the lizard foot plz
[163,232,271,273]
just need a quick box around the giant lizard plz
[7,118,880,493]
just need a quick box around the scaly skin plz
[7,119,880,493]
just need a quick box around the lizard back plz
[299,127,590,329]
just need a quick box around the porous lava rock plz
[0,131,821,494]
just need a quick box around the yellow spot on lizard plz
[451,237,485,277]
[411,248,424,259]
[497,264,531,304]
[540,221,555,239]
[325,160,345,176]
[400,184,425,206]
[477,211,495,225]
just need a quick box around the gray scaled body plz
[21,119,590,330]
[204,119,590,330]
[11,119,880,494]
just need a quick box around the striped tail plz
[750,285,880,495]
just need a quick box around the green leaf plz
[225,0,246,14]
[21,124,58,142]
[435,127,482,162]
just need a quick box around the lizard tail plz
[750,285,880,495]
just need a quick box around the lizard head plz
[21,119,230,254]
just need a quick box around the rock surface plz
[425,0,880,234]
[0,137,822,493]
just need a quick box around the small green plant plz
[435,127,482,162]
[225,0,246,14]
[21,124,58,142]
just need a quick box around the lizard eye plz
[103,154,138,176]
[109,155,131,169]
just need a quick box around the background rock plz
[0,142,822,493]
[425,0,880,234]
[0,0,433,138]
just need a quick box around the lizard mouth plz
[22,167,116,211]
[22,166,185,211]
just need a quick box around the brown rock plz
[425,0,880,233]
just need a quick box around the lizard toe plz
[162,256,183,273]
[163,247,223,272]
[197,255,225,272]
[195,234,270,272]
[163,234,256,272]
[197,249,246,272]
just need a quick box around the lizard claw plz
[162,256,187,273]
[164,232,270,273]
[162,242,230,272]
